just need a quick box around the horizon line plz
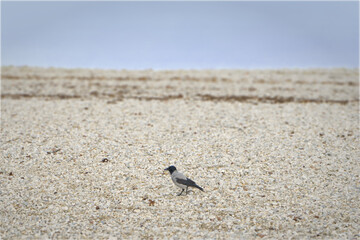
[2,65,359,72]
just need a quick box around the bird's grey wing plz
[175,177,197,187]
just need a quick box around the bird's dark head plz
[164,165,177,174]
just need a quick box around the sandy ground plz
[1,66,359,239]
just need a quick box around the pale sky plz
[1,1,359,69]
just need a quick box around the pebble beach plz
[1,66,359,239]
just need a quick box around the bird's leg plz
[177,189,184,196]
[186,186,188,195]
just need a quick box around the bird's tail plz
[195,185,204,192]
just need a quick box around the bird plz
[164,165,204,196]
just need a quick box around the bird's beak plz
[164,167,169,171]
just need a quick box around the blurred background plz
[1,1,359,70]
